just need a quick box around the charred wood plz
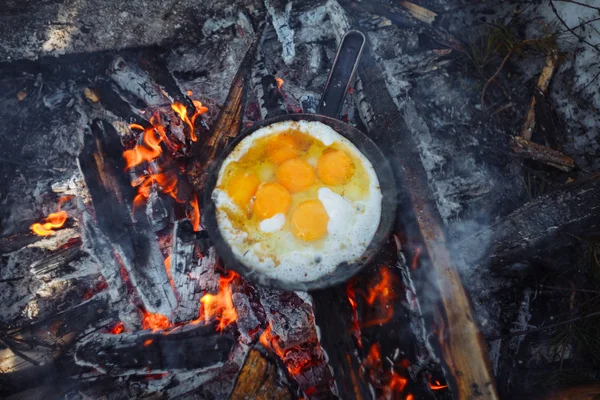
[187,35,261,191]
[455,173,600,268]
[92,79,152,129]
[78,119,177,317]
[170,219,201,323]
[109,56,167,107]
[30,238,84,278]
[0,231,41,255]
[74,323,234,375]
[230,348,292,400]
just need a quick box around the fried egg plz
[212,120,382,283]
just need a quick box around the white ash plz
[265,0,296,64]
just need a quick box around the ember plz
[109,322,125,335]
[199,271,238,331]
[142,312,171,331]
[361,266,398,328]
[275,77,284,89]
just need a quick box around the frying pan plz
[203,31,396,291]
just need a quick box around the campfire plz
[2,1,600,399]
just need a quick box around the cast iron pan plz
[203,31,396,291]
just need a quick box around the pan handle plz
[317,30,366,119]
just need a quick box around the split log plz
[78,119,177,317]
[170,219,201,323]
[74,323,234,375]
[510,136,575,172]
[187,35,261,191]
[329,17,498,400]
[454,173,600,268]
[229,349,292,400]
[109,56,167,107]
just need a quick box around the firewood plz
[109,56,167,107]
[520,51,559,140]
[74,323,234,375]
[455,173,600,269]
[29,238,84,278]
[350,27,499,400]
[187,35,261,192]
[92,79,152,129]
[0,231,41,254]
[510,136,575,172]
[78,119,177,318]
[229,349,292,400]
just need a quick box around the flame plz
[260,324,313,375]
[142,312,171,331]
[144,339,154,346]
[199,271,238,331]
[123,124,166,170]
[406,394,414,400]
[186,90,193,96]
[171,101,208,142]
[346,281,362,348]
[411,247,422,270]
[363,343,410,397]
[31,196,71,236]
[110,322,125,334]
[275,77,284,89]
[428,377,448,390]
[188,193,200,231]
[362,266,397,327]
[164,254,175,291]
[390,373,408,392]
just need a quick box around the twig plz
[554,0,600,12]
[551,1,600,54]
[488,310,600,341]
[481,50,513,109]
[539,284,600,295]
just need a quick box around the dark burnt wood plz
[30,238,84,277]
[354,33,499,399]
[92,79,152,129]
[78,119,177,317]
[75,323,234,374]
[230,349,292,400]
[456,173,600,269]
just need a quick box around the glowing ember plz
[142,312,171,331]
[186,90,193,96]
[428,377,448,390]
[110,322,125,334]
[260,324,314,375]
[411,247,422,270]
[406,394,414,400]
[275,77,284,89]
[346,281,362,348]
[199,271,238,331]
[390,373,408,392]
[164,255,175,291]
[362,266,397,327]
[188,193,201,231]
[143,339,154,346]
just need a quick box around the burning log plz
[187,34,261,191]
[455,173,600,268]
[78,119,177,318]
[29,238,85,278]
[75,323,234,375]
[0,230,42,254]
[91,79,152,129]
[346,25,499,400]
[229,349,293,400]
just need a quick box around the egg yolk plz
[253,182,292,219]
[317,149,355,186]
[267,135,302,165]
[227,171,260,208]
[290,200,329,241]
[276,158,316,193]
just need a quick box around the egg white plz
[212,120,382,283]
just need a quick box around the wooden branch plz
[187,35,261,191]
[510,136,575,172]
[455,173,600,268]
[229,349,292,400]
[78,119,177,317]
[520,52,559,140]
[352,29,499,400]
[398,1,437,25]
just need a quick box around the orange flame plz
[346,282,363,348]
[260,324,312,375]
[275,77,284,89]
[142,312,171,331]
[390,373,408,392]
[144,339,154,346]
[406,394,414,400]
[110,322,125,334]
[188,193,200,231]
[171,101,208,142]
[31,210,68,236]
[164,255,175,291]
[361,266,397,327]
[199,271,238,331]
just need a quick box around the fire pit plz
[2,1,600,399]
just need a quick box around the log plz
[454,173,600,268]
[78,119,177,317]
[74,323,234,375]
[325,5,498,396]
[170,219,201,323]
[229,349,292,400]
[187,34,261,191]
[0,231,40,254]
[29,238,84,278]
[92,79,152,129]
